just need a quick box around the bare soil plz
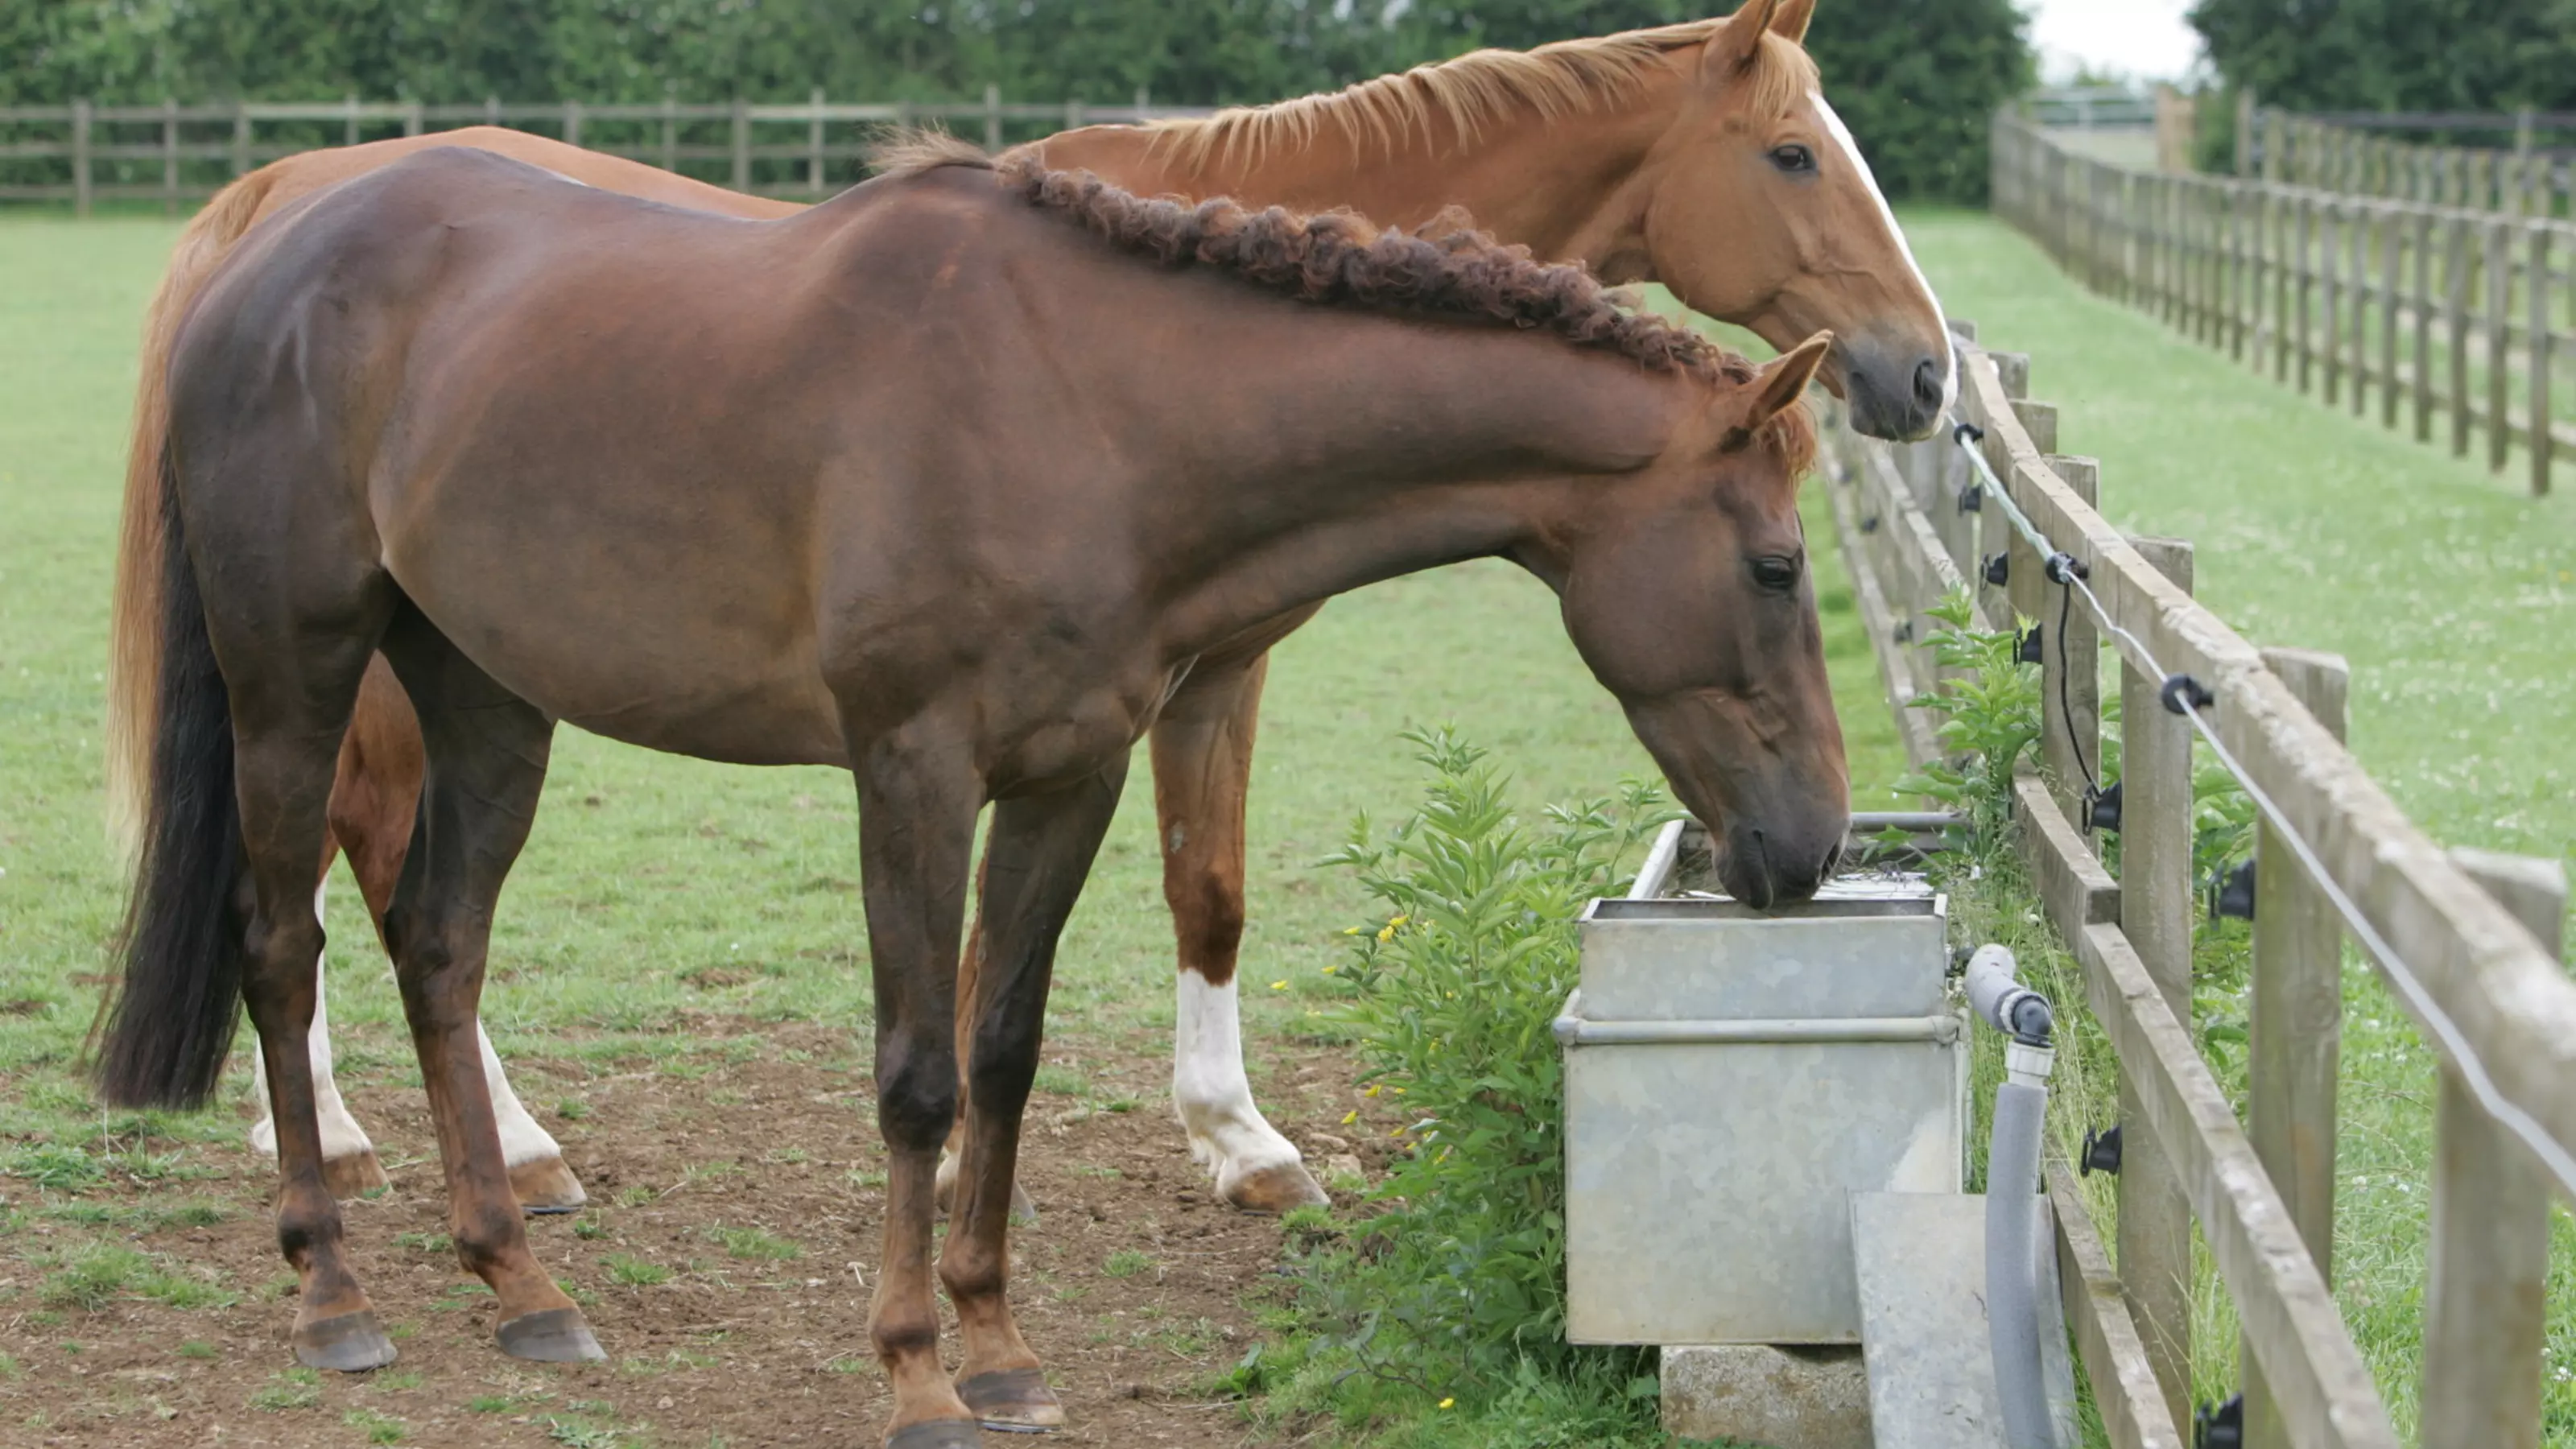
[0,1023,1383,1448]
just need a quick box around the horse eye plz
[1769,144,1816,175]
[1751,555,1803,592]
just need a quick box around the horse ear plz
[1700,0,1788,80]
[1769,0,1816,44]
[1743,332,1833,430]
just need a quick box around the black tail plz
[93,448,246,1109]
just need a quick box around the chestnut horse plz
[105,0,1946,1214]
[97,141,1843,1443]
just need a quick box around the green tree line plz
[0,0,2029,201]
[2190,0,2576,114]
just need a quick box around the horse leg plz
[375,613,600,1363]
[221,611,399,1371]
[1149,651,1326,1213]
[852,726,984,1445]
[247,873,390,1198]
[331,656,587,1214]
[936,878,1037,1227]
[945,760,1128,1432]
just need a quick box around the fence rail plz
[1992,113,2572,497]
[0,94,1218,213]
[1818,320,2575,1447]
[2252,108,2576,188]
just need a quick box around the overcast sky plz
[2025,0,2204,85]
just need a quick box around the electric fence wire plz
[1943,418,2576,1201]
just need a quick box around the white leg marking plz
[481,1020,563,1168]
[1171,972,1301,1189]
[1814,92,1958,413]
[250,879,378,1164]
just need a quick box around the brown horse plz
[98,140,1843,1443]
[105,0,1946,1215]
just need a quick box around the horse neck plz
[1035,64,1687,268]
[1128,318,1693,650]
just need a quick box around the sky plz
[2025,0,2205,85]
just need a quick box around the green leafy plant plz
[1893,590,2042,836]
[1288,728,1671,1408]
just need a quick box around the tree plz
[2189,0,2576,113]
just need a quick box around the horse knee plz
[876,1034,959,1153]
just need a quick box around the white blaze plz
[1813,92,1958,419]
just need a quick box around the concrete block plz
[1660,1344,1872,1448]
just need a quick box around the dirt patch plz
[0,1023,1380,1447]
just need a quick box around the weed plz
[1101,1249,1156,1279]
[574,1218,610,1241]
[35,1242,237,1312]
[175,1340,217,1360]
[704,1224,799,1261]
[615,1186,654,1208]
[342,1407,406,1443]
[391,1232,451,1255]
[373,1371,424,1391]
[557,1099,590,1121]
[1031,1066,1086,1096]
[765,1146,808,1165]
[468,1394,514,1413]
[250,1370,322,1411]
[2,1142,101,1191]
[600,1248,670,1278]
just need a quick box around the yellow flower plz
[1376,926,1395,943]
[1438,1398,1455,1410]
[1269,980,1288,991]
[1341,1110,1358,1125]
[1364,1084,1381,1098]
[1321,964,1336,975]
[1388,914,1409,928]
[1342,926,1364,936]
[1393,1087,1406,1095]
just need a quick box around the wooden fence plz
[1992,113,2572,497]
[1819,324,2576,1449]
[2245,108,2576,214]
[0,94,1216,213]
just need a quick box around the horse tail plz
[93,442,249,1111]
[106,165,277,861]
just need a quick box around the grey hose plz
[1986,1074,2054,1449]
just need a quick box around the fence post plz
[2234,89,2254,177]
[659,93,676,173]
[345,93,359,148]
[2486,218,2511,473]
[2528,224,2553,497]
[984,85,1002,152]
[2296,196,2314,394]
[564,97,583,150]
[2119,535,2198,1442]
[2347,199,2369,415]
[808,87,825,196]
[2322,199,2343,406]
[2380,207,2401,429]
[72,98,92,219]
[2240,646,2350,1449]
[2420,850,2564,1449]
[2446,217,2473,456]
[162,96,180,217]
[231,99,250,178]
[404,98,422,138]
[2037,456,2101,827]
[2413,209,2434,441]
[730,97,749,192]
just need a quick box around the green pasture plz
[1906,211,2576,1438]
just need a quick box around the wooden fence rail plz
[2246,107,2576,218]
[1818,319,2576,1448]
[0,95,1217,213]
[1992,113,2571,497]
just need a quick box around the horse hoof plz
[510,1156,589,1216]
[320,1150,391,1200]
[887,1418,987,1448]
[1218,1160,1329,1215]
[293,1308,397,1373]
[496,1306,606,1363]
[958,1367,1064,1433]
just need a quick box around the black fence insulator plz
[2042,551,2087,584]
[2211,860,2256,921]
[2080,1123,2123,1177]
[1983,552,2011,587]
[2015,625,2044,666]
[2194,1394,2244,1449]
[2087,780,2123,834]
[1958,482,1984,514]
[2160,672,2215,716]
[1952,421,1984,446]
[1893,621,1914,644]
[1860,514,1882,535]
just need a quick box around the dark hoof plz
[958,1367,1063,1433]
[1219,1160,1329,1215]
[496,1306,606,1363]
[887,1419,985,1448]
[293,1308,397,1373]
[509,1155,589,1216]
[320,1150,391,1200]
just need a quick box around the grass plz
[601,1255,672,1287]
[1901,209,2576,1439]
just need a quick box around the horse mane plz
[1144,22,1819,171]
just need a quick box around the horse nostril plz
[1912,356,1946,410]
